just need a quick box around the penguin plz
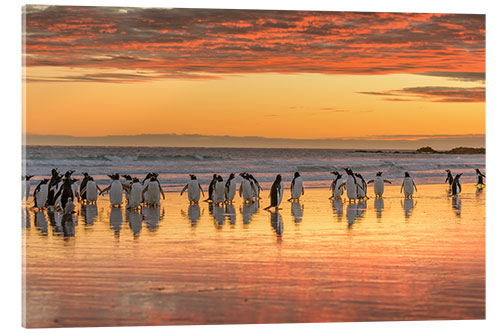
[45,168,61,207]
[142,174,164,207]
[367,171,392,197]
[329,171,344,200]
[225,173,237,203]
[354,173,368,200]
[450,173,463,196]
[213,175,225,205]
[64,197,75,215]
[239,173,256,203]
[475,168,485,187]
[121,174,133,201]
[264,174,283,210]
[33,179,49,210]
[247,173,263,199]
[128,177,143,209]
[180,174,204,204]
[401,172,417,198]
[445,169,454,186]
[79,172,90,202]
[23,175,34,201]
[100,173,123,207]
[54,172,74,210]
[205,174,218,202]
[288,171,304,201]
[84,176,100,204]
[344,168,359,202]
[141,172,155,204]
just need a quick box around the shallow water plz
[22,184,485,327]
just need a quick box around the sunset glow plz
[23,6,485,145]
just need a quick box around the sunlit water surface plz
[22,184,485,327]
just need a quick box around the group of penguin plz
[24,167,486,213]
[26,169,166,212]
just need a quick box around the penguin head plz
[132,177,140,183]
[376,171,383,176]
[25,175,34,180]
[51,168,59,177]
[475,168,480,174]
[276,174,282,182]
[190,174,197,180]
[121,174,132,180]
[217,175,223,182]
[404,172,410,178]
[41,178,49,184]
[229,173,235,179]
[294,172,300,178]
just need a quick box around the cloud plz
[23,6,485,82]
[358,86,485,103]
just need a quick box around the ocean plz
[23,146,486,192]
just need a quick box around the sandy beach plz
[21,183,485,327]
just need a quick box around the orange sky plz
[23,6,485,142]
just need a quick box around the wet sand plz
[22,183,485,327]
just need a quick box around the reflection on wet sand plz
[142,206,163,231]
[241,201,259,225]
[291,202,303,223]
[332,198,343,221]
[34,211,48,236]
[211,204,225,227]
[109,207,123,236]
[374,197,384,219]
[81,203,97,225]
[23,208,30,229]
[452,196,461,217]
[182,204,201,226]
[346,202,357,227]
[225,204,236,225]
[126,209,143,237]
[270,210,283,237]
[402,198,415,219]
[62,213,75,237]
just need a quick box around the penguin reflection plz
[291,201,303,223]
[22,208,30,229]
[47,207,63,235]
[374,197,385,219]
[270,210,283,238]
[356,200,367,220]
[142,206,162,231]
[346,202,357,227]
[34,210,48,235]
[332,198,343,221]
[81,203,98,225]
[212,204,226,227]
[452,196,461,217]
[476,186,484,196]
[401,198,415,219]
[241,201,259,225]
[110,207,123,235]
[126,208,143,237]
[225,203,236,225]
[62,212,75,237]
[187,204,201,226]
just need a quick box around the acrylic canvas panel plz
[22,5,485,328]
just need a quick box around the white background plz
[1,1,498,332]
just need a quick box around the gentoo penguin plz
[180,174,204,204]
[64,197,75,215]
[33,179,49,210]
[46,168,61,207]
[205,174,218,202]
[475,168,485,187]
[344,168,359,202]
[367,171,392,197]
[54,172,75,210]
[445,170,454,186]
[127,177,143,209]
[355,173,368,200]
[142,174,164,206]
[100,173,123,207]
[121,174,133,201]
[23,175,34,201]
[239,173,256,203]
[450,173,463,196]
[247,173,263,199]
[264,174,283,210]
[225,173,237,203]
[329,171,344,199]
[288,172,304,201]
[84,176,99,204]
[79,172,90,202]
[213,175,226,205]
[400,172,417,198]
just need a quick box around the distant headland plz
[355,146,485,154]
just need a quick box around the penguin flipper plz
[180,184,188,196]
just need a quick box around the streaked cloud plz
[23,6,485,83]
[358,86,485,103]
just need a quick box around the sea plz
[23,146,486,192]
